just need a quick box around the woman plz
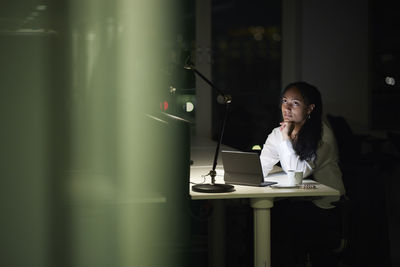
[260,82,346,266]
[260,81,345,208]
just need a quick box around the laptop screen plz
[221,150,263,175]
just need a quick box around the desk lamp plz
[184,58,235,193]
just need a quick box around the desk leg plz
[251,198,274,267]
[208,199,225,267]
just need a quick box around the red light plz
[160,101,168,111]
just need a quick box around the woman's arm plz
[259,130,281,177]
[260,127,315,178]
[277,139,314,177]
[277,121,314,177]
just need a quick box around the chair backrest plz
[326,114,360,164]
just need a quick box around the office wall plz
[282,0,370,132]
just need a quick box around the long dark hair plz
[281,82,323,161]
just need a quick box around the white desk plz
[190,166,340,267]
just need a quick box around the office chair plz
[326,114,392,267]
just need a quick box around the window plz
[212,0,282,151]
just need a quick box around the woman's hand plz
[280,121,294,140]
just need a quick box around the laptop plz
[221,150,280,187]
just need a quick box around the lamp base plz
[192,183,235,193]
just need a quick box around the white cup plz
[286,170,303,186]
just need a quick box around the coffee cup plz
[286,170,303,186]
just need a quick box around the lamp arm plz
[185,59,235,192]
[191,68,225,97]
[184,59,230,103]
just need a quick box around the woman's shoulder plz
[322,121,337,143]
[320,121,339,153]
[315,121,340,165]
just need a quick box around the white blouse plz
[260,122,346,209]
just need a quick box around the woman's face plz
[281,87,314,124]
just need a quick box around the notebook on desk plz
[221,150,282,187]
